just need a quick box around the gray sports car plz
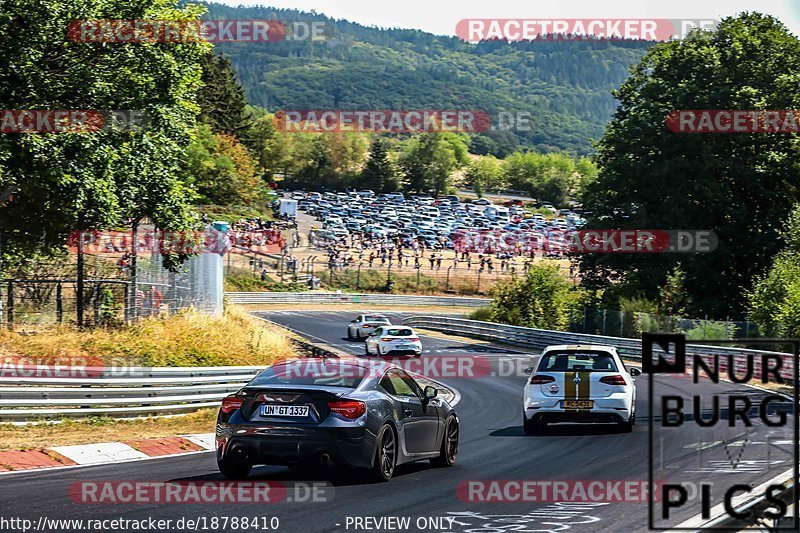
[215,358,459,481]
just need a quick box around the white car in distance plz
[347,314,391,340]
[365,326,423,357]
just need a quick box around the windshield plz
[249,361,367,388]
[537,351,618,372]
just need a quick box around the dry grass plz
[0,306,295,367]
[0,409,218,450]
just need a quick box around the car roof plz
[541,344,618,354]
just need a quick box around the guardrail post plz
[93,283,101,325]
[6,281,12,330]
[56,282,63,323]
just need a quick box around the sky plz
[212,0,800,37]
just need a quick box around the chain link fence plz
[568,307,760,340]
[0,225,225,328]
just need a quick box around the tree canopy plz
[579,13,800,317]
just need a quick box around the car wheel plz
[523,415,544,435]
[347,328,353,340]
[370,424,396,482]
[217,453,252,479]
[364,343,372,355]
[619,410,635,433]
[431,416,458,467]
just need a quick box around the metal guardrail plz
[401,316,796,381]
[403,315,799,529]
[0,366,263,422]
[225,291,490,307]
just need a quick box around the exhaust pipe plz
[230,445,250,463]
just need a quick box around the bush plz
[485,264,584,330]
[468,307,494,322]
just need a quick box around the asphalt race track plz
[0,310,794,533]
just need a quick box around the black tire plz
[619,410,635,433]
[217,454,252,479]
[347,329,353,340]
[431,417,458,467]
[370,424,396,482]
[523,415,544,435]
[364,343,372,355]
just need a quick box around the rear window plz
[249,362,366,389]
[366,316,390,322]
[386,328,413,337]
[538,351,618,372]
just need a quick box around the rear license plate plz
[398,344,413,349]
[563,400,593,409]
[260,404,309,417]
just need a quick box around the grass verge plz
[0,409,217,450]
[0,306,295,367]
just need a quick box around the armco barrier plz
[0,366,264,422]
[402,316,796,381]
[225,291,490,307]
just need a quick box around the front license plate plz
[563,400,594,409]
[260,404,309,417]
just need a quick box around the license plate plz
[398,344,413,349]
[563,400,593,409]
[260,404,309,417]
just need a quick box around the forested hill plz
[203,3,655,154]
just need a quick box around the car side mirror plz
[351,319,358,323]
[630,367,642,377]
[523,367,534,375]
[423,386,438,400]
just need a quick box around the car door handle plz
[403,409,413,418]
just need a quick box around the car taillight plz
[363,324,371,328]
[328,400,366,419]
[600,375,627,386]
[529,375,555,384]
[407,337,420,342]
[221,395,244,414]
[381,337,392,342]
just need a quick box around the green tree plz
[464,156,502,197]
[247,112,293,182]
[580,13,800,317]
[186,125,261,206]
[502,152,576,205]
[197,53,251,136]
[0,0,206,263]
[360,138,398,192]
[748,205,800,337]
[486,264,583,330]
[400,134,459,195]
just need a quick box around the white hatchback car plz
[347,314,391,340]
[365,326,423,357]
[523,345,640,434]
